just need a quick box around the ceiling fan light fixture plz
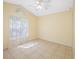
[34,0,50,10]
[36,5,42,9]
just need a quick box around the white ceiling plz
[4,0,73,16]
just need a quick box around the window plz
[9,16,29,39]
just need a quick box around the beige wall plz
[3,2,37,49]
[37,10,73,47]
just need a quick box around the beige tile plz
[4,39,73,59]
[65,47,73,59]
[3,49,9,59]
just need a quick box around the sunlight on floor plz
[18,43,38,48]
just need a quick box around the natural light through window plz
[18,43,38,48]
[9,16,29,39]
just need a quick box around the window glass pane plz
[9,16,28,39]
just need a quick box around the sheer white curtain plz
[9,16,29,48]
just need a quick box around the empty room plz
[3,0,74,59]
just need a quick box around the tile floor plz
[3,49,9,59]
[4,39,73,59]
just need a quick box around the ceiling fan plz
[34,0,51,10]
